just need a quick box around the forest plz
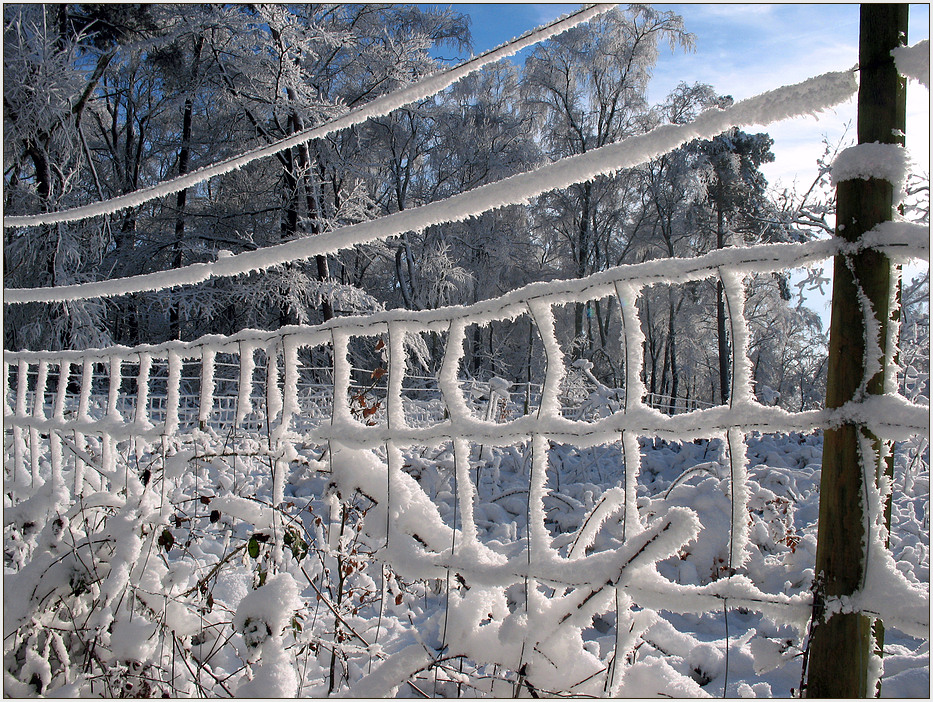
[9,3,928,412]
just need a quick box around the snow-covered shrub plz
[4,369,929,698]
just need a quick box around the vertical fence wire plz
[721,268,752,570]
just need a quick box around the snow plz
[861,220,931,261]
[135,353,152,429]
[488,376,513,398]
[211,495,277,530]
[232,572,302,643]
[831,142,911,197]
[892,39,931,89]
[2,22,929,698]
[236,341,256,426]
[345,643,434,698]
[199,347,215,424]
[109,617,159,663]
[236,637,300,698]
[387,323,406,431]
[881,657,932,698]
[4,388,929,696]
[165,350,181,436]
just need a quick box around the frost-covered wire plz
[3,68,859,305]
[2,4,615,231]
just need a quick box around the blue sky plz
[437,3,930,190]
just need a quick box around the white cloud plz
[649,4,929,186]
[688,4,776,23]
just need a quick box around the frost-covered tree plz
[620,82,826,411]
[3,3,161,350]
[221,4,469,328]
[4,4,474,347]
[627,83,722,407]
[685,128,779,403]
[898,171,930,407]
[349,60,541,378]
[522,5,693,358]
[416,62,542,377]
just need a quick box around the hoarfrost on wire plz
[1,4,615,230]
[892,39,931,89]
[3,69,858,305]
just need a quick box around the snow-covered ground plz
[4,385,928,697]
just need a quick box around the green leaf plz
[284,526,308,561]
[247,535,260,559]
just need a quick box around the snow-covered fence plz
[3,7,930,696]
[4,229,928,695]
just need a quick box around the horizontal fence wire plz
[2,71,862,305]
[2,4,615,231]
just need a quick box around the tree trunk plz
[394,227,420,311]
[170,36,204,340]
[525,318,535,414]
[298,140,333,321]
[574,183,592,353]
[804,5,907,698]
[659,332,670,409]
[668,293,679,414]
[168,96,193,340]
[471,322,483,376]
[279,148,302,328]
[716,201,730,405]
[268,20,336,324]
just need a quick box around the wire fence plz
[4,234,928,695]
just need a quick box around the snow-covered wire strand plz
[2,4,615,231]
[3,68,859,306]
[7,225,928,364]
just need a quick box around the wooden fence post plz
[804,4,908,698]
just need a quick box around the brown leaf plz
[158,529,174,552]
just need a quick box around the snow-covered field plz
[4,384,928,697]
